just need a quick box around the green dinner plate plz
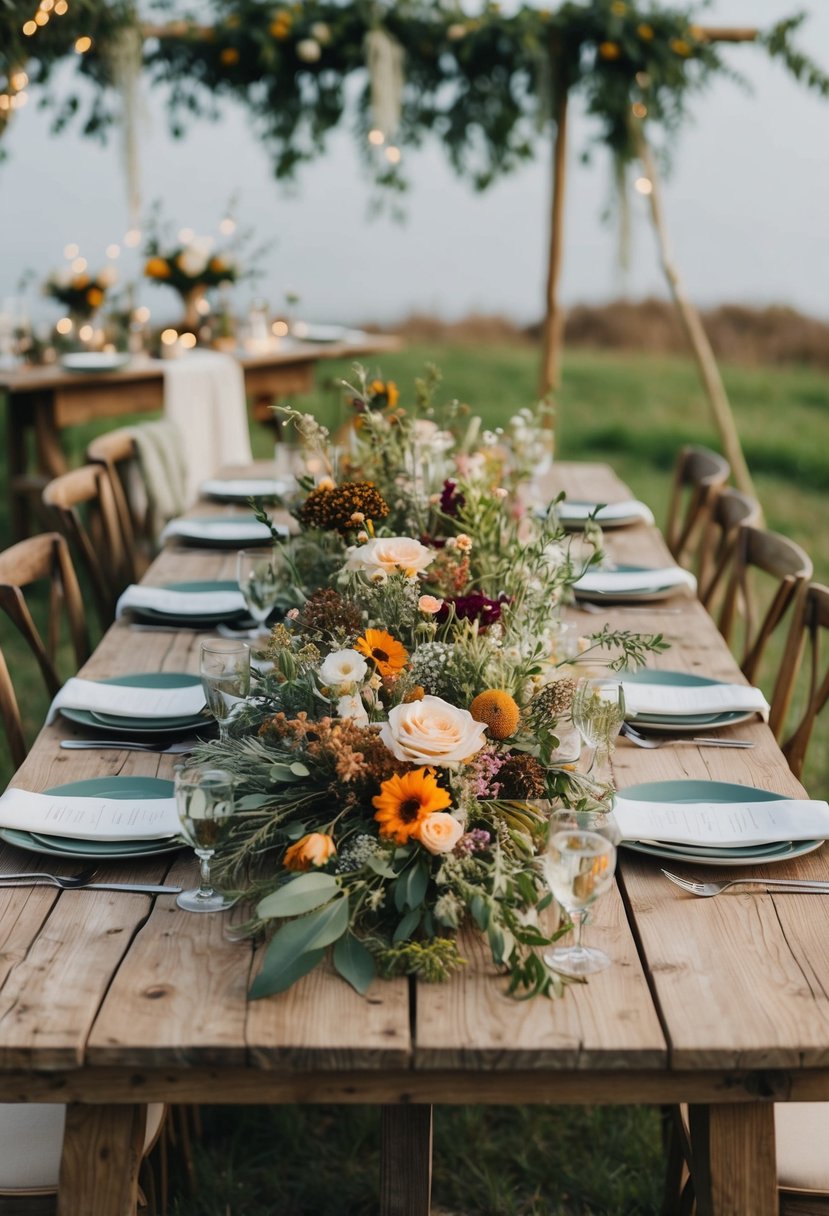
[575,564,690,603]
[558,501,647,530]
[617,778,823,867]
[133,580,249,627]
[60,672,208,737]
[170,515,278,549]
[620,669,755,733]
[0,775,181,861]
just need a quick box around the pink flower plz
[286,608,300,620]
[418,594,444,615]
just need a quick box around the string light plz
[22,21,37,35]
[368,129,385,146]
[124,228,141,247]
[56,317,73,335]
[106,243,121,259]
[631,102,648,119]
[272,320,289,337]
[34,11,50,26]
[384,145,401,164]
[78,323,94,341]
[634,176,653,195]
[74,35,92,53]
[160,328,178,346]
[134,306,150,324]
[11,71,29,90]
[71,256,87,272]
[179,332,197,349]
[219,217,236,235]
[54,0,68,12]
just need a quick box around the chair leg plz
[661,1104,693,1216]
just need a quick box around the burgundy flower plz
[436,591,508,629]
[440,479,465,517]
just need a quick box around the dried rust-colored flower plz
[299,481,389,534]
[297,587,363,641]
[497,752,547,800]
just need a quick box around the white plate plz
[557,500,655,530]
[200,477,296,502]
[60,352,131,373]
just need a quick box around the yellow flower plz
[220,46,240,65]
[270,10,292,39]
[369,379,400,409]
[469,689,521,740]
[284,832,336,871]
[72,274,90,289]
[209,255,228,273]
[637,23,654,40]
[144,257,170,280]
[372,767,452,845]
[670,38,692,57]
[598,41,622,60]
[86,287,104,308]
[355,629,409,678]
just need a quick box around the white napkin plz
[116,584,247,620]
[160,518,285,545]
[0,787,179,841]
[163,350,253,504]
[200,477,296,500]
[47,677,205,725]
[613,794,829,847]
[558,500,655,526]
[574,567,697,596]
[621,681,769,720]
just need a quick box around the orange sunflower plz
[355,629,408,678]
[372,767,452,844]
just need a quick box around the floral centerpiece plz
[44,264,117,321]
[199,367,666,1000]
[143,223,240,332]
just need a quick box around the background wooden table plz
[0,462,827,1215]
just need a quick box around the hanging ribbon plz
[365,27,405,141]
[106,22,144,229]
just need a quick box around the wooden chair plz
[717,524,813,685]
[697,487,762,607]
[0,533,90,769]
[768,583,829,780]
[86,428,151,581]
[42,464,131,630]
[664,445,731,567]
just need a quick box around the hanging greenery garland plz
[2,1,828,190]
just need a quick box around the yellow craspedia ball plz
[469,690,521,740]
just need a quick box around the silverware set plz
[0,868,181,894]
[60,738,198,754]
[620,722,755,749]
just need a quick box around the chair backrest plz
[85,428,147,581]
[698,487,763,608]
[718,524,813,684]
[665,445,731,565]
[0,533,90,769]
[769,583,829,781]
[42,464,129,629]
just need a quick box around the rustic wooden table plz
[0,334,400,540]
[2,462,827,1215]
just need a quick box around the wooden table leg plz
[57,1103,146,1216]
[688,1102,776,1216]
[380,1104,433,1216]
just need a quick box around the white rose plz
[178,247,210,277]
[419,812,464,855]
[346,536,434,578]
[296,38,321,63]
[337,694,369,725]
[379,695,487,766]
[318,648,368,688]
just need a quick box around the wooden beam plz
[698,27,759,43]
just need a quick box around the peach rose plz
[418,812,464,854]
[284,832,336,871]
[418,594,443,614]
[346,536,434,578]
[379,695,487,766]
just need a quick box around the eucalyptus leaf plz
[249,944,326,1000]
[257,873,340,921]
[393,908,422,944]
[333,933,376,995]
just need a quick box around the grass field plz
[2,341,828,1214]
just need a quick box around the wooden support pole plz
[538,75,570,398]
[380,1104,433,1216]
[636,129,760,505]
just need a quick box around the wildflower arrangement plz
[143,234,239,296]
[200,366,667,1001]
[44,263,117,318]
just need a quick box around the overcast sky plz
[3,0,829,327]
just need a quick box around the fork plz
[0,867,96,889]
[661,869,829,897]
[0,870,182,894]
[621,723,756,749]
[60,738,198,754]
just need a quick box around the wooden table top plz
[3,461,829,1103]
[0,333,401,394]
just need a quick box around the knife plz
[0,881,182,894]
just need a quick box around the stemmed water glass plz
[200,639,250,742]
[571,676,625,771]
[175,765,235,913]
[237,548,280,637]
[543,828,617,976]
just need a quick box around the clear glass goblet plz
[175,765,235,913]
[237,548,280,636]
[200,639,250,742]
[543,828,617,977]
[570,676,625,771]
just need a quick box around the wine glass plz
[543,828,617,976]
[549,807,621,848]
[200,639,250,742]
[570,676,625,771]
[175,765,235,913]
[237,549,280,636]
